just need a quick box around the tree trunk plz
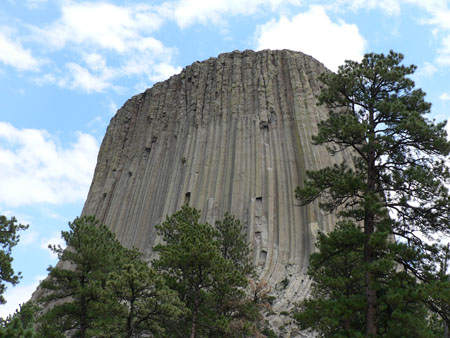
[443,246,450,338]
[190,311,197,338]
[364,214,377,337]
[364,270,377,336]
[364,109,377,337]
[126,301,134,338]
[80,294,87,338]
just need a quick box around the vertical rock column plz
[82,49,351,315]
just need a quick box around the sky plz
[1,0,450,318]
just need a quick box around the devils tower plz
[80,49,350,331]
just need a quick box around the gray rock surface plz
[44,49,353,335]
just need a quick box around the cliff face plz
[82,49,350,330]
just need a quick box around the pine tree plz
[294,222,438,337]
[216,213,255,277]
[38,216,124,337]
[424,243,450,337]
[153,205,266,337]
[295,51,450,336]
[0,215,28,304]
[38,216,184,338]
[0,301,38,338]
[96,249,185,337]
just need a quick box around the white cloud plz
[121,55,182,84]
[419,2,450,28]
[131,36,168,55]
[29,2,181,92]
[397,1,450,66]
[440,92,450,101]
[171,0,301,28]
[415,61,438,78]
[150,62,183,82]
[413,3,450,66]
[84,53,106,72]
[0,122,99,207]
[0,30,39,71]
[19,230,38,246]
[57,47,182,93]
[109,102,119,116]
[0,275,45,319]
[256,6,366,71]
[26,0,47,9]
[331,0,449,16]
[436,35,450,65]
[329,1,450,68]
[35,2,163,52]
[65,62,113,93]
[35,57,117,93]
[333,0,402,15]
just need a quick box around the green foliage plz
[261,323,278,338]
[96,250,185,337]
[38,216,183,338]
[0,215,28,304]
[0,301,38,337]
[424,244,450,337]
[296,223,366,336]
[38,216,123,337]
[216,213,255,278]
[295,222,437,337]
[153,205,267,337]
[280,277,289,289]
[295,51,450,336]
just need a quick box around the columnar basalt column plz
[81,49,352,333]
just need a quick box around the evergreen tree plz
[0,215,28,304]
[38,216,123,338]
[216,213,255,277]
[424,243,450,337]
[153,206,266,337]
[295,51,450,336]
[96,249,185,337]
[0,301,38,338]
[38,216,184,338]
[295,222,438,337]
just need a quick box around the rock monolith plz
[60,50,353,336]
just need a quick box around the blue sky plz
[1,0,450,317]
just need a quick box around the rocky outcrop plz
[81,49,351,335]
